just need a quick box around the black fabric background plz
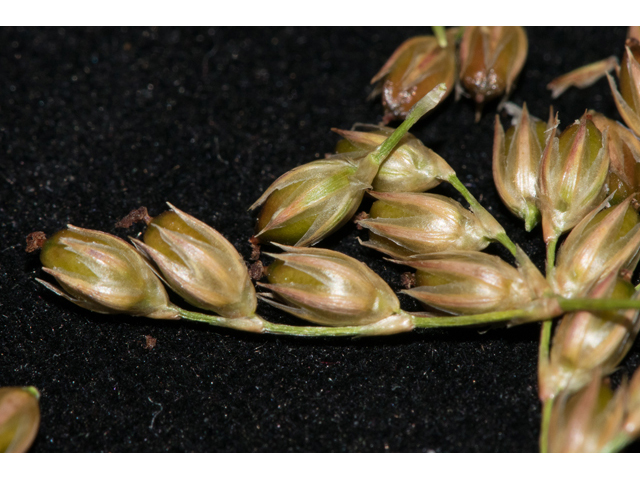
[1,26,638,452]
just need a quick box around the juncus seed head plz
[548,372,627,453]
[396,247,549,315]
[370,29,458,123]
[590,111,640,204]
[551,195,640,298]
[259,245,402,327]
[333,124,455,193]
[538,112,610,244]
[493,103,550,231]
[0,387,40,453]
[357,191,493,259]
[131,204,257,319]
[38,226,178,319]
[458,26,528,120]
[608,39,640,137]
[541,273,640,401]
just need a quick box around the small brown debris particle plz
[25,231,47,252]
[249,261,265,280]
[353,211,369,229]
[249,236,261,261]
[401,272,416,289]
[143,335,157,350]
[115,207,152,229]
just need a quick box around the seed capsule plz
[547,372,626,453]
[540,274,640,401]
[396,247,549,315]
[358,191,495,259]
[493,103,549,231]
[333,124,455,193]
[458,26,528,119]
[370,29,458,122]
[260,245,410,332]
[608,39,640,137]
[551,195,640,298]
[0,387,40,453]
[590,111,640,204]
[250,85,448,247]
[38,226,178,319]
[131,204,257,318]
[538,112,610,244]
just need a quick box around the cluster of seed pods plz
[9,27,640,453]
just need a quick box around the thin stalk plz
[432,26,447,48]
[539,237,557,453]
[557,297,640,311]
[539,398,553,453]
[407,309,534,327]
[545,237,558,275]
[601,432,631,453]
[369,83,447,166]
[177,306,539,338]
[447,174,517,256]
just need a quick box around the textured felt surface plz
[1,26,639,452]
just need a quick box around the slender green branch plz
[432,26,447,48]
[447,174,517,256]
[178,294,640,339]
[557,297,640,311]
[177,307,537,338]
[539,397,554,453]
[601,432,631,453]
[407,309,533,328]
[545,237,558,276]
[538,236,559,452]
[369,84,447,166]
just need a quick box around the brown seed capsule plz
[538,112,610,244]
[370,29,458,123]
[540,274,640,401]
[357,191,495,259]
[551,195,640,298]
[38,226,178,319]
[396,247,549,315]
[259,245,411,333]
[493,103,549,231]
[548,372,626,453]
[333,124,455,193]
[608,39,640,137]
[132,204,257,319]
[0,387,40,453]
[590,111,640,204]
[458,26,528,119]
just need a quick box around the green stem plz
[539,397,554,453]
[558,297,640,311]
[601,433,631,453]
[432,26,447,47]
[545,237,558,276]
[538,236,558,452]
[177,307,535,338]
[447,174,517,256]
[178,295,640,339]
[408,309,534,328]
[369,83,448,167]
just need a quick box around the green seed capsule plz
[0,387,40,453]
[133,205,257,319]
[261,245,402,327]
[39,226,178,319]
[538,113,610,244]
